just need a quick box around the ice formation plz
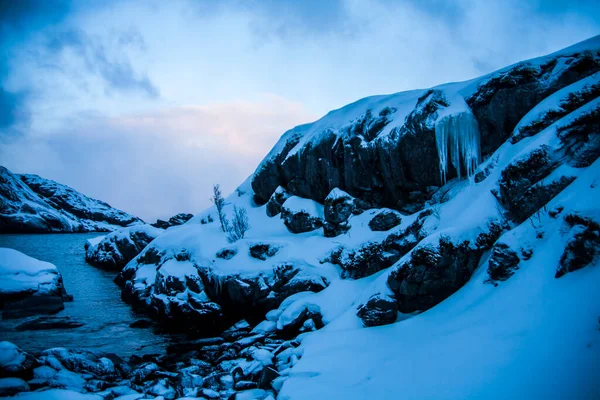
[435,111,481,185]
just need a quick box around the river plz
[0,233,184,356]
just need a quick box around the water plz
[0,233,183,356]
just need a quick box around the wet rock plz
[129,319,153,329]
[357,293,397,327]
[486,243,521,283]
[2,295,65,319]
[15,316,85,331]
[368,210,402,231]
[249,244,280,261]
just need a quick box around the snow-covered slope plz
[107,36,600,399]
[0,166,143,233]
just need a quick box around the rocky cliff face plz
[0,166,143,233]
[251,40,600,214]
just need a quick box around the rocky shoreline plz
[0,316,304,400]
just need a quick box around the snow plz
[0,341,26,369]
[0,248,62,296]
[281,196,324,218]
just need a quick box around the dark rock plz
[277,307,324,339]
[235,380,258,390]
[368,210,402,231]
[357,293,397,327]
[15,316,85,331]
[496,146,576,223]
[556,104,600,167]
[151,213,194,229]
[266,187,292,217]
[249,244,280,261]
[556,215,600,278]
[129,319,153,329]
[323,221,350,238]
[280,202,323,234]
[2,295,65,319]
[486,243,521,283]
[217,247,238,260]
[250,51,599,214]
[387,235,483,313]
[324,189,357,225]
[327,241,401,279]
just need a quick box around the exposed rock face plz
[0,166,143,233]
[486,243,521,283]
[251,50,600,214]
[387,232,494,313]
[368,210,402,231]
[151,213,194,229]
[0,248,71,319]
[84,225,163,270]
[356,293,397,327]
[328,241,401,280]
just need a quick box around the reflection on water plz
[0,233,182,356]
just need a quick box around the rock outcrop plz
[151,213,194,229]
[84,225,164,270]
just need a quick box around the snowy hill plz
[102,35,600,398]
[0,166,143,233]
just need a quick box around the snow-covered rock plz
[0,248,71,319]
[0,166,143,233]
[84,225,164,270]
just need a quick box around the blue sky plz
[0,0,598,220]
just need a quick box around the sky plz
[0,0,598,221]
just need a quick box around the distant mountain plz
[0,166,144,233]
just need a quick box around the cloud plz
[44,29,159,98]
[0,94,316,221]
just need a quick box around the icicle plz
[435,111,481,185]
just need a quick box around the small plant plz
[210,184,228,232]
[225,205,250,243]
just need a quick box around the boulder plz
[0,248,70,319]
[556,214,600,278]
[266,187,292,217]
[280,196,324,234]
[387,235,484,313]
[356,293,397,327]
[249,244,280,261]
[0,342,37,380]
[368,209,402,231]
[216,247,238,260]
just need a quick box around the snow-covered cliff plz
[0,166,143,233]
